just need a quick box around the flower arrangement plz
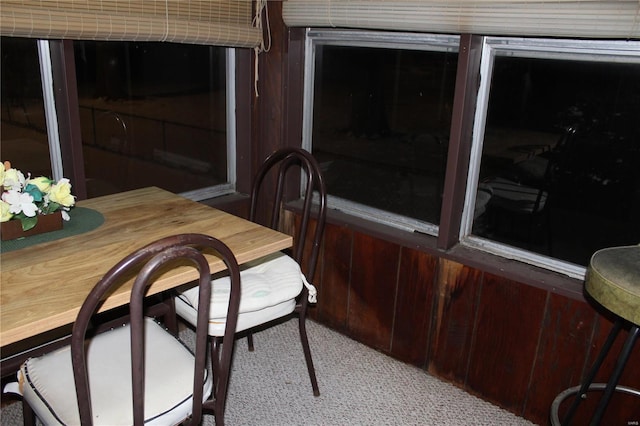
[0,161,76,232]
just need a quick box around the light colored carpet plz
[1,319,537,425]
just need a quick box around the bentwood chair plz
[483,127,577,252]
[175,147,327,397]
[511,126,577,188]
[15,233,241,426]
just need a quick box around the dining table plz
[0,187,292,367]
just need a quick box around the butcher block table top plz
[0,186,292,346]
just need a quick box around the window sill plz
[208,195,585,302]
[324,206,586,302]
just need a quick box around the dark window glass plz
[312,45,457,224]
[1,37,52,178]
[74,41,227,197]
[473,56,640,266]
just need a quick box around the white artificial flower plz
[2,189,38,217]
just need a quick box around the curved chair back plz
[249,147,327,282]
[71,233,241,425]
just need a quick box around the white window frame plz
[459,36,640,280]
[37,40,65,181]
[302,28,459,235]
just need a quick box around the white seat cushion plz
[18,317,212,426]
[175,252,307,336]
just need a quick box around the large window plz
[1,38,51,178]
[1,37,236,201]
[304,30,459,234]
[462,38,640,277]
[305,30,640,279]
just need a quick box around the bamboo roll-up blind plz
[283,0,640,39]
[1,0,262,47]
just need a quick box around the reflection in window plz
[311,41,457,227]
[473,54,640,267]
[74,42,227,197]
[1,37,52,178]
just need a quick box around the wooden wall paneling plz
[300,216,321,282]
[465,272,547,414]
[391,247,437,368]
[524,292,599,425]
[283,27,306,152]
[255,2,286,165]
[294,215,323,322]
[315,222,352,331]
[250,2,287,226]
[590,312,640,388]
[348,232,401,352]
[234,48,254,194]
[203,194,250,219]
[428,259,482,385]
[565,313,640,425]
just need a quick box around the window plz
[1,38,51,178]
[304,30,640,279]
[76,41,233,199]
[1,37,236,201]
[304,30,459,234]
[462,37,640,277]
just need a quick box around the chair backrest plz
[70,233,241,426]
[547,125,577,177]
[249,148,327,281]
[533,125,578,211]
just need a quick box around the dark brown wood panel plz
[590,312,640,386]
[202,194,250,219]
[283,27,306,152]
[568,313,640,426]
[254,2,286,168]
[391,247,437,367]
[465,273,547,414]
[292,215,321,279]
[428,259,482,384]
[315,222,352,331]
[524,292,599,424]
[234,48,254,194]
[348,231,400,351]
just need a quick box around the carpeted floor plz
[1,319,537,425]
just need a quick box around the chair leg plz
[210,337,221,393]
[22,399,35,426]
[207,336,232,426]
[246,333,254,352]
[214,409,225,426]
[590,324,639,426]
[298,314,320,396]
[162,296,179,336]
